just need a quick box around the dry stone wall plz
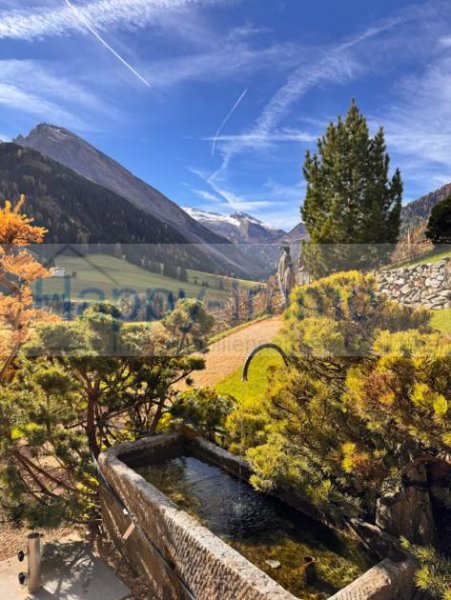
[376,257,450,310]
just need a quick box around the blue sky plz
[0,0,451,229]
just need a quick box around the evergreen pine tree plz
[425,194,451,245]
[301,100,402,276]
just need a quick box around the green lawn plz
[216,345,286,408]
[431,308,451,334]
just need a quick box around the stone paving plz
[0,539,131,600]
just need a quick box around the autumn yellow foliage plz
[0,195,53,380]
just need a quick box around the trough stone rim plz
[99,433,416,600]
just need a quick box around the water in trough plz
[138,455,373,599]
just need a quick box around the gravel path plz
[179,316,283,391]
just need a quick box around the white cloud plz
[254,53,359,139]
[191,189,223,204]
[380,54,451,175]
[0,0,231,40]
[0,83,85,126]
[264,178,306,206]
[144,37,297,88]
[206,182,271,213]
[0,60,105,111]
[211,88,247,157]
[0,59,119,130]
[188,165,303,230]
[191,167,271,213]
[259,209,299,230]
[204,129,316,146]
[439,36,451,48]
[65,0,151,87]
[216,14,404,165]
[208,41,366,175]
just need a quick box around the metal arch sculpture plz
[241,343,289,382]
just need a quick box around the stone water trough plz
[99,433,416,600]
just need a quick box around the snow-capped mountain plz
[183,208,286,244]
[184,207,308,274]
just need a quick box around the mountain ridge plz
[13,124,266,278]
[0,143,263,277]
[15,124,235,247]
[184,207,308,269]
[400,182,451,234]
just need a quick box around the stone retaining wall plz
[99,434,416,600]
[376,257,450,310]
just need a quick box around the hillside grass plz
[431,308,451,334]
[394,247,451,269]
[188,268,264,291]
[34,254,262,306]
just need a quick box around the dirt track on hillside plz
[178,316,283,391]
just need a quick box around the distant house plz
[50,267,67,278]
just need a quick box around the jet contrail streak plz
[65,0,151,88]
[211,88,248,157]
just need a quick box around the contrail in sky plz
[211,88,248,157]
[65,0,151,88]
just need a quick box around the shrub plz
[227,272,450,527]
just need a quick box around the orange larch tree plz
[0,195,52,381]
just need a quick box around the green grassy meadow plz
[34,253,262,309]
[188,268,263,291]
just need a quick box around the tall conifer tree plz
[301,100,402,276]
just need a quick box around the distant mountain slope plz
[401,183,451,234]
[280,222,307,244]
[0,143,260,276]
[16,124,230,247]
[183,208,285,243]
